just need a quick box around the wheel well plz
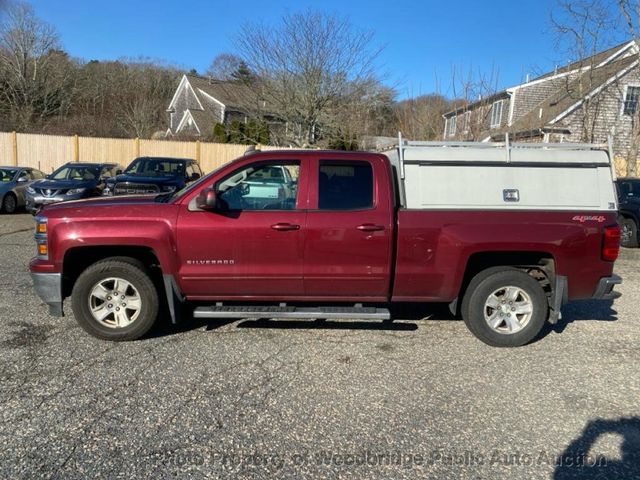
[62,246,163,298]
[458,251,555,303]
[619,211,639,225]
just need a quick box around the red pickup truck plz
[30,140,622,347]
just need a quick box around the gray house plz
[442,40,640,166]
[166,74,275,138]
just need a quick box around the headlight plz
[66,188,86,195]
[161,186,177,193]
[27,186,35,194]
[102,186,113,196]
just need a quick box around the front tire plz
[71,259,159,341]
[461,267,548,347]
[619,216,638,248]
[2,193,17,214]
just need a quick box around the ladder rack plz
[394,132,612,174]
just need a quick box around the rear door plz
[303,155,394,300]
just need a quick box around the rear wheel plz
[71,259,159,341]
[461,267,548,347]
[619,216,638,248]
[2,193,17,214]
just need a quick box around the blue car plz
[103,157,203,196]
[0,166,47,213]
[26,162,122,213]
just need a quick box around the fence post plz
[73,134,79,162]
[195,140,201,164]
[134,137,140,157]
[11,131,18,166]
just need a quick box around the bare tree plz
[394,94,452,141]
[207,53,248,81]
[236,11,383,147]
[551,0,640,176]
[0,1,74,130]
[439,64,501,141]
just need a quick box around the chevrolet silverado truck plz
[29,138,622,347]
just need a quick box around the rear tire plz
[71,259,159,341]
[2,193,17,214]
[619,216,638,248]
[461,267,548,347]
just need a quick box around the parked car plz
[30,140,621,347]
[0,166,46,213]
[102,157,202,196]
[25,162,121,213]
[616,177,640,247]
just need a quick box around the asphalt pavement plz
[0,213,639,479]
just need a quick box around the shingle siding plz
[559,64,640,157]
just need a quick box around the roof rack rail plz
[393,132,611,172]
[398,139,609,150]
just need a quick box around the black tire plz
[619,216,638,248]
[71,258,159,341]
[461,267,548,347]
[2,193,17,214]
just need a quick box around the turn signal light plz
[36,223,47,234]
[37,244,48,256]
[602,225,620,262]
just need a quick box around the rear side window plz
[318,161,373,210]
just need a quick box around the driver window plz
[216,161,299,210]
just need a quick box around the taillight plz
[602,225,620,261]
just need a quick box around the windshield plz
[51,165,100,181]
[125,158,186,177]
[0,168,18,182]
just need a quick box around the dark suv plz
[616,178,640,247]
[26,162,121,213]
[103,157,202,196]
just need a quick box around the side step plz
[193,305,391,320]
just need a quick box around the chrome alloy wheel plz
[483,286,533,334]
[88,277,142,328]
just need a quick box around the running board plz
[193,305,391,320]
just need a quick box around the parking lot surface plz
[0,213,639,479]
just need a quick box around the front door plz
[303,156,394,299]
[176,159,307,298]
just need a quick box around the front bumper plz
[592,274,622,300]
[30,272,63,316]
[26,193,84,212]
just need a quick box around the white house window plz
[623,86,640,115]
[490,100,503,128]
[446,116,456,136]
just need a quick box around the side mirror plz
[116,169,123,175]
[17,177,28,183]
[191,172,201,181]
[195,188,217,210]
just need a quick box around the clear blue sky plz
[26,0,618,99]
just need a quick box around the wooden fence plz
[1,130,635,177]
[0,131,271,174]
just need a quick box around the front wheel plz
[461,267,548,347]
[71,259,159,341]
[2,193,17,213]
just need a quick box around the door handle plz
[271,223,300,231]
[356,224,385,232]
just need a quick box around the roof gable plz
[168,75,204,111]
[444,40,639,118]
